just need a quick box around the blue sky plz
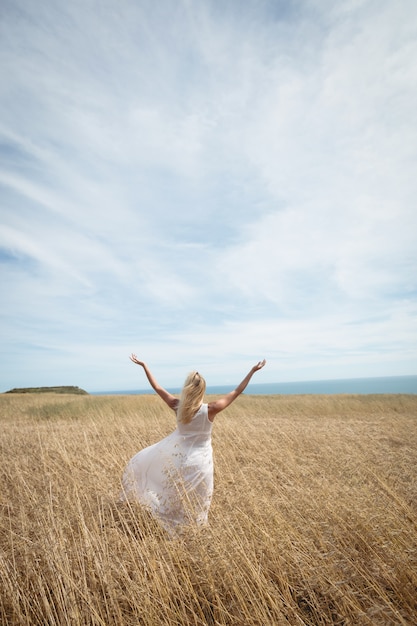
[1,0,416,393]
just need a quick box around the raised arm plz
[207,360,266,421]
[129,354,178,410]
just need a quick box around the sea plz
[92,375,417,396]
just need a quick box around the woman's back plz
[176,403,213,440]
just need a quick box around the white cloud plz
[1,0,416,392]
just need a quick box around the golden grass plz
[0,392,416,625]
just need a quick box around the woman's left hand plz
[130,354,145,367]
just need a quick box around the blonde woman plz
[121,354,266,534]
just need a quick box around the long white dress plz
[121,403,213,533]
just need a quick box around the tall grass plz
[1,393,416,625]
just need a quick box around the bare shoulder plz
[207,401,218,422]
[170,398,180,411]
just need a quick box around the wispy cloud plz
[1,0,416,391]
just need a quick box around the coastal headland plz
[4,385,88,395]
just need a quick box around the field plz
[0,393,416,625]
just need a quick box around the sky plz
[1,0,417,393]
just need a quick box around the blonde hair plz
[176,371,206,424]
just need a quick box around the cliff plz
[5,386,89,395]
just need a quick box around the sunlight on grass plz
[1,393,416,625]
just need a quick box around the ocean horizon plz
[91,374,417,396]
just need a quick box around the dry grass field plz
[0,392,416,625]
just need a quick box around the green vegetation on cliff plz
[5,386,88,395]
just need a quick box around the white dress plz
[121,403,213,533]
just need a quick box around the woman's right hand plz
[252,359,266,372]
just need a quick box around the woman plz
[121,354,266,534]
